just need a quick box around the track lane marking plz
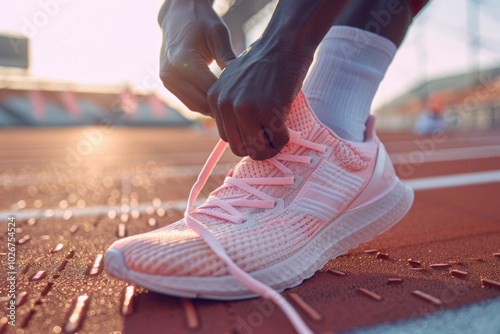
[390,145,500,164]
[2,143,500,167]
[404,170,500,191]
[3,170,500,221]
[3,145,500,185]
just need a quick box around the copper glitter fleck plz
[41,282,54,296]
[117,223,127,238]
[328,268,347,276]
[64,295,89,333]
[181,298,200,329]
[408,259,421,267]
[66,250,75,259]
[450,270,468,278]
[411,290,443,306]
[387,278,403,284]
[430,263,451,269]
[58,260,68,272]
[30,271,46,281]
[51,243,64,253]
[481,278,500,289]
[16,292,28,306]
[121,286,136,316]
[288,293,323,322]
[357,288,382,301]
[376,252,389,259]
[69,224,79,234]
[89,254,104,276]
[18,235,31,244]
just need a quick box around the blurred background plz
[0,0,499,130]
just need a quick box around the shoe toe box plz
[105,222,229,278]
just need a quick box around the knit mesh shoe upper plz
[107,91,379,278]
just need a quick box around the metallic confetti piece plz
[357,288,382,301]
[181,298,200,329]
[411,290,443,306]
[64,295,89,333]
[289,293,323,322]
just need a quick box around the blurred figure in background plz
[414,92,448,135]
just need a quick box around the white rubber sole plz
[105,180,414,300]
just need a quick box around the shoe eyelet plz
[319,145,328,156]
[308,151,320,168]
[321,145,333,158]
[234,217,257,228]
[287,176,303,189]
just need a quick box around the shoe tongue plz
[284,91,317,137]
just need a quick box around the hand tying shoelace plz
[185,130,325,334]
[193,130,326,224]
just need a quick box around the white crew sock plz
[303,26,397,142]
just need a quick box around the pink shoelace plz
[184,130,326,334]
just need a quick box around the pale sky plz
[1,0,499,114]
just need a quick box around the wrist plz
[257,0,350,60]
[259,23,316,61]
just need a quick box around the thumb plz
[212,34,236,70]
[214,47,236,70]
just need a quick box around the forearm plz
[258,0,351,59]
[158,0,215,26]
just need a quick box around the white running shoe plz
[105,91,414,333]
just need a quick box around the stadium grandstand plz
[0,33,191,127]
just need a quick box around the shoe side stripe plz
[309,184,360,209]
[291,183,361,221]
[296,198,338,221]
[301,198,338,214]
[309,183,346,202]
[318,163,364,187]
[291,161,364,221]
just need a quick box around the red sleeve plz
[408,0,430,17]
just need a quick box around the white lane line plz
[0,163,235,187]
[404,170,500,191]
[383,134,500,146]
[3,145,500,186]
[0,199,205,221]
[390,145,500,164]
[3,170,500,220]
[3,142,500,167]
[0,151,219,165]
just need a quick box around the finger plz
[168,51,218,96]
[211,106,228,142]
[239,122,287,160]
[188,53,219,93]
[219,104,246,157]
[238,120,270,160]
[262,105,291,152]
[161,60,214,115]
[236,104,290,160]
[207,85,227,140]
[262,122,290,158]
[207,24,236,70]
[167,82,212,116]
[250,110,289,160]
